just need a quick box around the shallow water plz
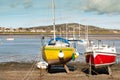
[0,35,120,63]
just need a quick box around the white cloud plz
[10,0,33,8]
[80,0,120,15]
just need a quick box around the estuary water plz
[0,35,120,63]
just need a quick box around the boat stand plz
[108,66,112,76]
[89,56,92,76]
[48,65,51,72]
[64,64,70,73]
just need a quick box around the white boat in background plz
[68,26,78,41]
[68,37,78,41]
[6,32,14,41]
[78,39,88,45]
[6,37,14,41]
[77,24,89,46]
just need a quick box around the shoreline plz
[0,34,120,40]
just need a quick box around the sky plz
[0,0,120,29]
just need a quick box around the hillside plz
[0,23,120,35]
[29,23,120,35]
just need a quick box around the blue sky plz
[0,0,120,29]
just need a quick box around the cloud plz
[23,0,33,8]
[79,0,120,15]
[53,0,120,15]
[10,0,20,8]
[10,0,33,8]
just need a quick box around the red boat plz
[85,40,117,67]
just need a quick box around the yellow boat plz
[42,45,78,65]
[41,0,79,73]
[42,37,79,73]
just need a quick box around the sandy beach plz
[0,61,120,80]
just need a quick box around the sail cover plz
[48,37,70,45]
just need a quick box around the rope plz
[22,56,38,80]
[22,37,45,80]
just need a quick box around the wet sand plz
[0,62,120,80]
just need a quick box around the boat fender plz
[72,53,75,61]
[36,61,48,69]
[58,50,64,58]
[75,51,79,57]
[72,52,79,61]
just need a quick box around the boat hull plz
[6,38,14,41]
[42,46,77,65]
[85,52,116,67]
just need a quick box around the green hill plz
[29,23,120,35]
[0,23,120,35]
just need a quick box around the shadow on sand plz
[81,67,109,75]
[47,65,75,73]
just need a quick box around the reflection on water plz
[0,36,120,63]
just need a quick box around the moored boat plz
[85,40,117,75]
[6,37,14,41]
[41,0,79,73]
[42,37,79,65]
[85,40,116,67]
[78,39,88,45]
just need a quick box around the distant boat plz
[42,0,79,73]
[77,24,88,45]
[78,39,88,45]
[6,37,14,41]
[6,31,14,41]
[68,37,79,41]
[68,26,78,41]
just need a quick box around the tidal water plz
[0,35,120,63]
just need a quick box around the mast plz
[60,27,62,37]
[52,0,56,42]
[79,24,81,40]
[73,27,75,39]
[66,23,67,39]
[85,25,89,48]
[85,25,88,40]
